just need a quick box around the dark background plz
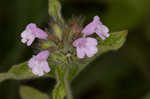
[0,0,150,99]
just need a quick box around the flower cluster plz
[21,23,50,76]
[73,16,109,58]
[21,16,109,76]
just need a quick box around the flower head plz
[21,23,48,46]
[73,37,98,59]
[28,50,50,76]
[82,16,109,40]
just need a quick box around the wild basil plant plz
[0,0,128,99]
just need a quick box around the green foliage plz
[0,62,54,82]
[99,30,128,52]
[68,30,128,81]
[0,30,127,99]
[0,62,35,82]
[53,30,127,99]
[20,85,49,99]
[1,0,150,98]
[0,0,129,99]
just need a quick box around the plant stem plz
[52,65,73,99]
[64,66,73,99]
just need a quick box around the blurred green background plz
[1,0,150,99]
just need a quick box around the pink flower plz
[28,50,50,76]
[21,23,48,46]
[73,37,98,59]
[82,16,109,40]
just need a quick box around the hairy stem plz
[64,66,73,99]
[52,65,73,99]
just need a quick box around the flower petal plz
[26,23,48,39]
[35,28,48,39]
[81,16,109,40]
[85,46,98,57]
[26,23,37,31]
[82,22,96,35]
[21,23,48,46]
[42,61,50,73]
[96,24,110,37]
[95,30,106,40]
[28,56,35,68]
[77,47,85,59]
[73,37,98,58]
[86,37,98,46]
[28,50,50,76]
[36,50,50,60]
[73,38,82,47]
[32,66,44,76]
[26,36,35,46]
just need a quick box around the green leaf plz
[68,30,128,81]
[0,62,55,82]
[48,0,64,23]
[20,85,49,99]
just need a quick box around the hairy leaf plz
[0,62,55,82]
[20,85,49,99]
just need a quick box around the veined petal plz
[73,38,82,47]
[35,28,48,39]
[82,22,96,35]
[42,61,50,73]
[77,47,85,59]
[21,38,27,43]
[27,36,35,46]
[85,46,98,57]
[82,16,100,35]
[96,24,110,37]
[32,66,44,76]
[86,37,98,46]
[36,50,50,60]
[26,23,37,30]
[95,31,106,40]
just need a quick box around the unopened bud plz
[41,41,55,49]
[53,24,63,40]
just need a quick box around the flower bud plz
[53,24,63,40]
